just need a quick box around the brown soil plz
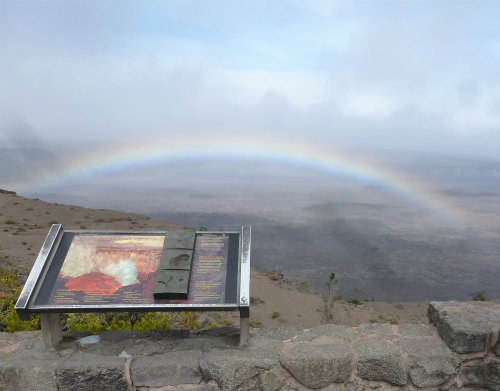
[0,190,429,327]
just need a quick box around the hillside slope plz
[0,190,429,327]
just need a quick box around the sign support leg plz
[239,307,250,347]
[40,313,62,349]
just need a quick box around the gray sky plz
[0,0,499,158]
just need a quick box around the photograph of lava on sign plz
[46,235,165,305]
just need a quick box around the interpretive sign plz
[16,225,251,347]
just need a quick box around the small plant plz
[348,298,362,305]
[323,272,338,322]
[472,293,489,301]
[389,318,398,325]
[250,296,265,305]
[4,220,16,225]
[178,312,199,330]
[249,316,262,327]
[369,318,380,323]
[271,311,280,319]
[298,280,309,291]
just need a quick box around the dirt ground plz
[1,190,431,328]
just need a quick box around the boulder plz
[281,341,354,389]
[461,360,500,391]
[56,352,127,391]
[354,338,407,385]
[428,301,500,353]
[130,350,203,387]
[400,336,457,388]
[202,348,279,391]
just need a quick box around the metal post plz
[40,313,62,349]
[238,226,251,347]
[239,307,250,347]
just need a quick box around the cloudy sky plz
[0,0,499,158]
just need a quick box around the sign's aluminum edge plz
[15,224,63,319]
[239,226,251,308]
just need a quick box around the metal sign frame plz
[16,224,251,347]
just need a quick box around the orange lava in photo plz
[65,273,123,296]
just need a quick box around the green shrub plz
[271,311,280,319]
[472,293,489,301]
[0,267,39,332]
[64,311,203,333]
[348,299,362,305]
[249,316,262,327]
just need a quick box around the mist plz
[1,1,499,300]
[1,0,499,158]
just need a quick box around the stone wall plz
[0,301,498,391]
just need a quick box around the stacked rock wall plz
[0,301,498,391]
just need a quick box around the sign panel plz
[36,234,164,306]
[18,227,246,316]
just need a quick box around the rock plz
[397,324,434,337]
[400,337,457,388]
[345,379,364,391]
[280,341,354,389]
[0,358,57,391]
[130,350,203,387]
[78,335,100,345]
[428,301,500,353]
[461,360,500,391]
[259,368,285,391]
[354,338,407,386]
[357,323,395,336]
[308,324,360,342]
[56,352,127,391]
[203,348,279,391]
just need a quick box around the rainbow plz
[13,136,465,223]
